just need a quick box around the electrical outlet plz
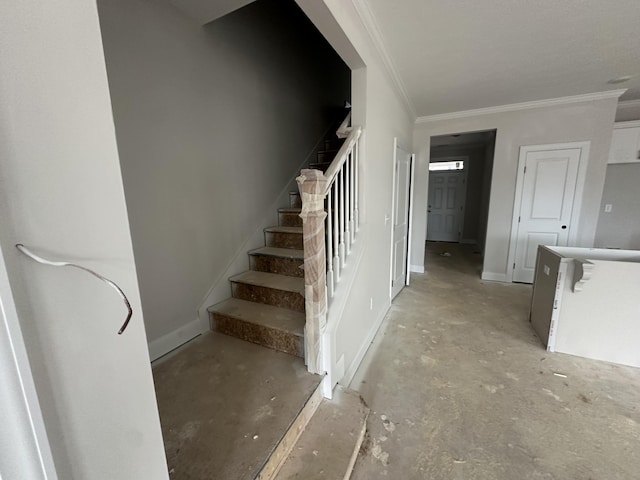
[604,204,613,213]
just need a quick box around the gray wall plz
[594,163,640,249]
[615,101,640,122]
[478,138,496,252]
[98,0,350,344]
[413,98,619,280]
[0,0,168,476]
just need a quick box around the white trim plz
[507,141,591,283]
[481,271,509,282]
[406,153,416,286]
[415,90,626,123]
[0,245,57,479]
[617,99,640,110]
[352,0,416,119]
[389,137,399,299]
[340,298,391,388]
[410,264,425,273]
[546,260,568,353]
[148,317,207,362]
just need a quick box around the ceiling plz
[365,0,640,117]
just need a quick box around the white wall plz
[413,99,619,280]
[98,0,350,350]
[0,1,168,478]
[296,0,415,384]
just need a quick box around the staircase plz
[190,113,367,480]
[208,191,305,357]
[208,137,344,359]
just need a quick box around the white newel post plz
[297,169,328,375]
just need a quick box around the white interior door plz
[512,146,584,283]
[391,144,412,299]
[427,171,466,242]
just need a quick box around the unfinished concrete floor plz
[350,242,640,480]
[152,331,321,480]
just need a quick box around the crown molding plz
[617,98,640,109]
[352,0,416,119]
[415,89,627,124]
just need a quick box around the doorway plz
[427,130,496,257]
[391,139,414,299]
[427,159,467,242]
[508,142,590,283]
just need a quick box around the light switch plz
[604,204,613,213]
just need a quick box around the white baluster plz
[326,190,334,298]
[354,139,359,233]
[345,153,351,256]
[349,151,355,245]
[339,168,346,269]
[333,180,340,282]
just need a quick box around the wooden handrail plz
[322,126,362,196]
[297,110,362,375]
[336,111,352,139]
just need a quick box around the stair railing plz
[297,112,362,374]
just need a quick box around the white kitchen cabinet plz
[608,121,640,164]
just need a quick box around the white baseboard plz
[481,271,509,283]
[341,299,391,388]
[410,264,425,273]
[148,317,208,362]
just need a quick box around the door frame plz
[426,156,468,242]
[0,243,57,479]
[389,138,415,299]
[507,141,591,282]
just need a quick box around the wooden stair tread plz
[230,270,305,294]
[249,247,304,260]
[278,207,302,213]
[209,298,304,337]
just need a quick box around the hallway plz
[350,242,640,479]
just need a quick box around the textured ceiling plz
[365,0,640,117]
